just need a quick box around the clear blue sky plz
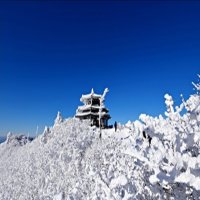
[0,1,200,136]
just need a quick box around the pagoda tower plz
[75,89,111,128]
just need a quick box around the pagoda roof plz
[80,88,102,102]
[75,111,111,118]
[77,104,108,111]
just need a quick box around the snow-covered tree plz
[0,76,200,199]
[54,111,64,126]
[99,88,109,137]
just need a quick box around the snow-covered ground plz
[0,77,200,199]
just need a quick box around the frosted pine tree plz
[54,111,64,125]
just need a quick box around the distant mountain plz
[0,136,6,144]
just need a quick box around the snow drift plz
[0,76,200,199]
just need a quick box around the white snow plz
[110,175,128,189]
[0,77,200,199]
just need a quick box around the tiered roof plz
[75,89,110,119]
[80,88,101,103]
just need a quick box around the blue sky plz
[0,1,200,136]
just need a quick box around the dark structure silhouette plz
[114,121,117,132]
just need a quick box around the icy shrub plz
[0,76,200,199]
